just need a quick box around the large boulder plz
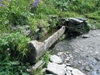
[67,18,89,34]
[56,18,90,37]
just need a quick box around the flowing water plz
[50,30,100,75]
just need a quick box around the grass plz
[96,23,100,29]
[87,11,100,29]
[32,50,50,75]
[85,11,100,22]
[0,0,100,74]
[38,50,50,67]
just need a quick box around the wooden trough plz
[27,26,65,62]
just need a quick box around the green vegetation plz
[0,0,100,74]
[0,32,30,75]
[33,50,50,75]
[0,65,28,75]
[40,50,50,66]
[85,11,100,22]
[0,32,30,62]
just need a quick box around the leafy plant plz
[0,32,30,62]
[0,32,31,74]
[0,65,28,75]
[40,50,50,66]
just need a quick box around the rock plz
[65,58,70,63]
[57,52,67,60]
[11,25,31,36]
[95,56,100,61]
[57,52,72,64]
[76,17,87,22]
[22,29,30,36]
[35,28,40,33]
[67,18,89,35]
[68,18,83,24]
[56,17,89,36]
[66,66,86,75]
[57,52,67,57]
[47,62,66,75]
[26,69,31,72]
[84,66,91,72]
[72,69,86,75]
[12,26,17,30]
[66,63,71,66]
[46,74,53,75]
[97,34,100,36]
[41,68,46,73]
[97,69,100,74]
[50,55,63,64]
[82,34,90,38]
[88,64,94,70]
[66,70,72,75]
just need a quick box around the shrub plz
[85,11,100,21]
[0,0,38,33]
[47,0,100,14]
[0,32,30,62]
[0,65,28,75]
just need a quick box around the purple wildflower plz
[8,0,11,2]
[0,0,11,7]
[33,4,38,7]
[3,4,7,7]
[30,4,37,9]
[30,0,39,9]
[30,0,39,5]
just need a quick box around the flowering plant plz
[30,0,39,9]
[0,0,39,9]
[0,0,11,7]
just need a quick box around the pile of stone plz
[46,52,86,75]
[11,25,31,36]
[57,18,89,35]
[67,18,89,34]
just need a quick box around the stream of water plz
[50,30,100,75]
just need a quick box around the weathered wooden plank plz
[44,26,65,49]
[32,60,45,71]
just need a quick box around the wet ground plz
[51,30,100,75]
